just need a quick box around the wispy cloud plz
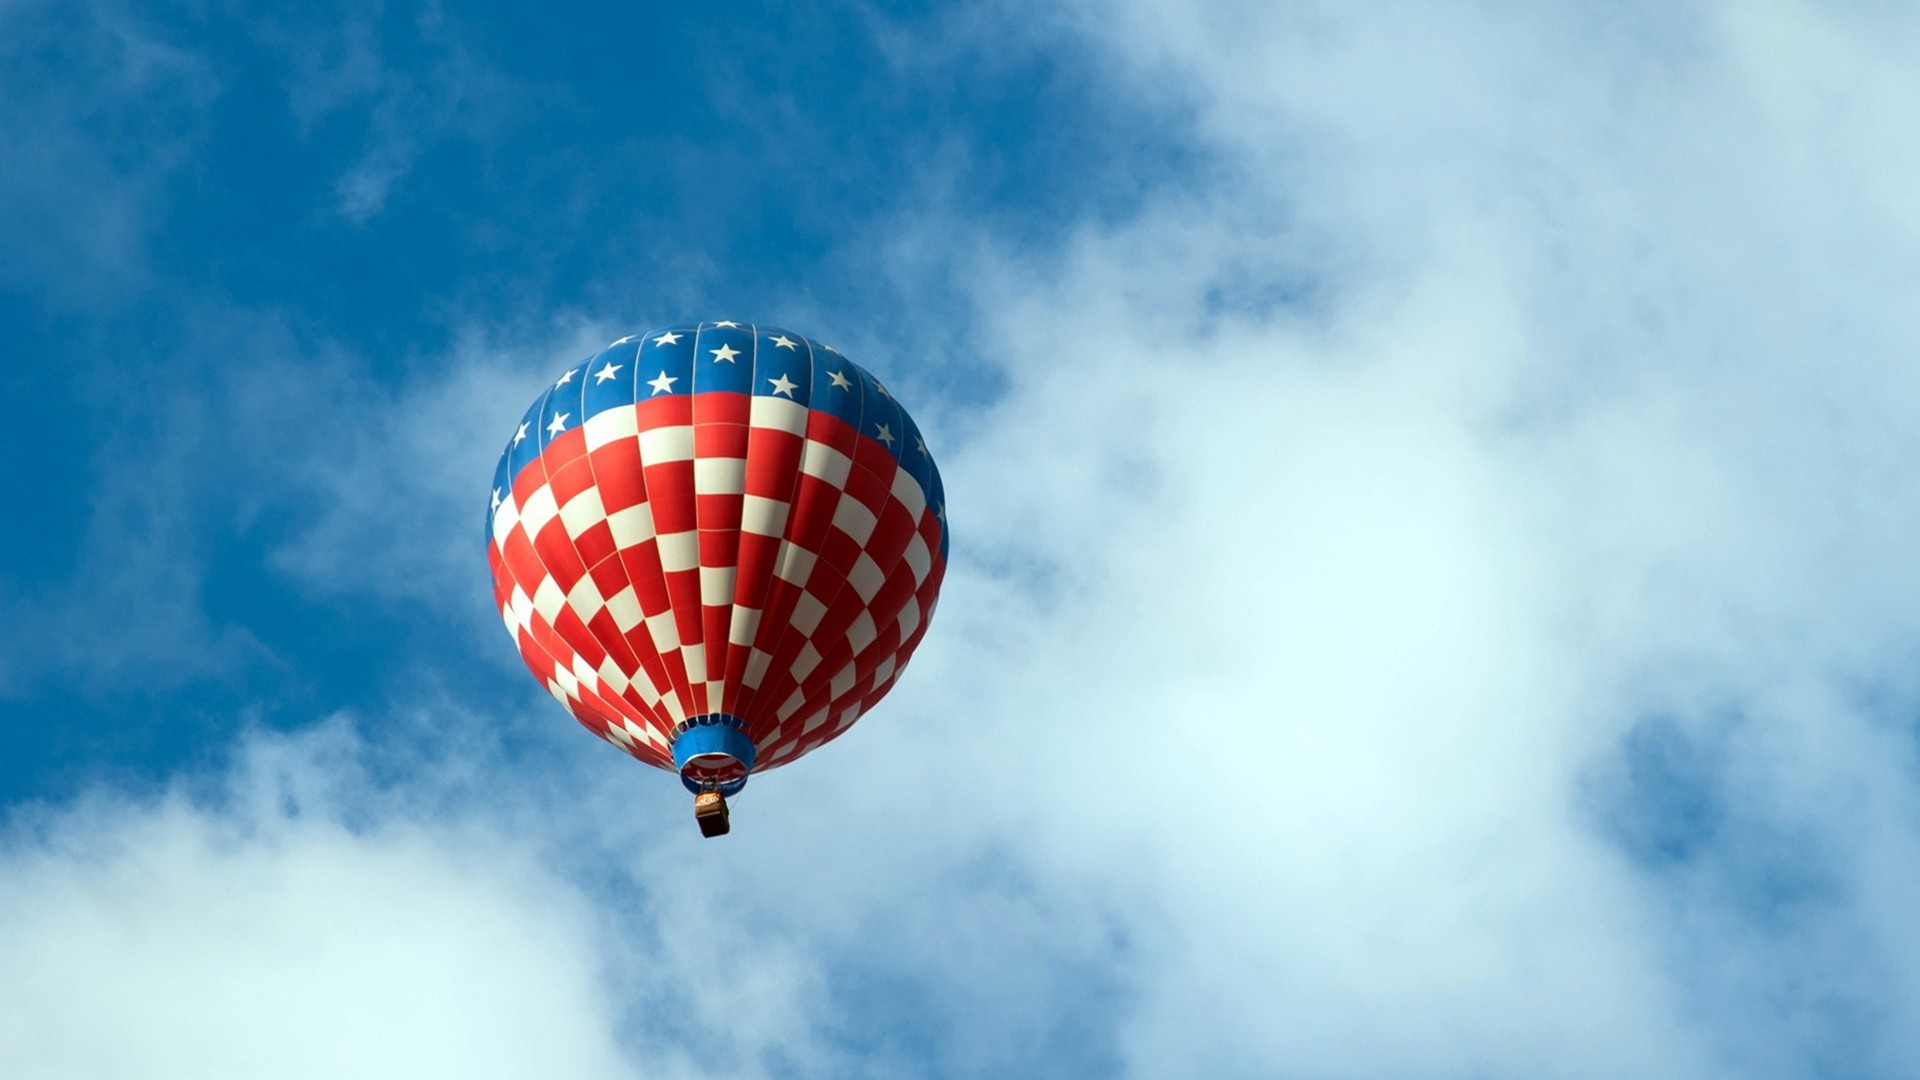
[267,0,518,224]
[0,0,213,305]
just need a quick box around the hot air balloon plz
[485,322,948,836]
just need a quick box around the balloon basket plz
[694,791,730,838]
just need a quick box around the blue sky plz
[8,1,1920,1077]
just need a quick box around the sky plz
[4,0,1920,1076]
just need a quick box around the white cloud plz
[888,1,1920,1074]
[910,250,1716,1077]
[0,722,641,1080]
[0,709,1138,1078]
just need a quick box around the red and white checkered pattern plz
[488,387,946,777]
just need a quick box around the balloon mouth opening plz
[672,715,755,796]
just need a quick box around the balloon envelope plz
[485,323,948,797]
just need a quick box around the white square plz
[902,534,931,584]
[633,669,662,705]
[646,610,680,651]
[558,487,608,539]
[694,457,747,495]
[699,565,736,607]
[584,407,638,450]
[777,688,807,721]
[597,656,631,694]
[605,586,644,633]
[532,576,568,623]
[571,654,600,690]
[565,573,607,620]
[656,530,698,572]
[799,442,852,487]
[729,606,763,647]
[518,486,560,539]
[750,395,808,434]
[607,503,655,548]
[790,641,821,680]
[831,493,878,545]
[848,552,886,603]
[774,542,817,587]
[828,662,856,700]
[846,609,877,653]
[895,596,921,640]
[639,424,695,463]
[491,495,520,549]
[741,495,789,537]
[744,648,772,688]
[789,591,827,634]
[889,466,927,519]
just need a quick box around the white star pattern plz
[612,335,637,345]
[873,380,889,398]
[874,423,895,445]
[594,363,622,383]
[514,422,529,445]
[768,373,799,398]
[491,488,503,511]
[936,503,946,522]
[828,370,853,390]
[714,320,741,328]
[915,436,928,454]
[547,412,570,435]
[770,334,798,350]
[710,344,741,363]
[648,371,678,395]
[555,369,575,387]
[652,331,682,346]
